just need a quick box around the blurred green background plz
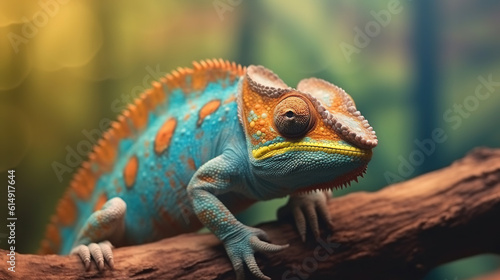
[1,0,499,279]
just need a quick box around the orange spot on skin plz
[187,158,196,170]
[199,209,216,224]
[223,95,236,104]
[184,114,190,121]
[154,118,177,154]
[57,193,77,226]
[94,193,108,212]
[169,178,176,189]
[199,175,216,183]
[197,99,221,127]
[124,156,139,189]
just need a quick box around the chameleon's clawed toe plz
[225,226,286,280]
[88,243,104,270]
[230,259,245,280]
[71,244,91,271]
[291,207,307,242]
[244,255,271,280]
[71,241,115,271]
[99,241,115,269]
[249,236,288,252]
[284,191,333,242]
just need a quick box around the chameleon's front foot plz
[188,155,289,279]
[224,225,288,280]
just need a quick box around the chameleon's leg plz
[71,197,126,270]
[187,154,288,280]
[278,190,334,242]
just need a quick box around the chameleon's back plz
[39,59,246,255]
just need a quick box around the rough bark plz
[1,147,500,280]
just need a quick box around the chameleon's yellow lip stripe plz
[252,142,372,160]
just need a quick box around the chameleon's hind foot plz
[71,240,114,271]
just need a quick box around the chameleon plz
[39,59,377,279]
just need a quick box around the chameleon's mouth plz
[293,165,368,194]
[252,141,372,161]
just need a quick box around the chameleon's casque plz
[40,59,377,279]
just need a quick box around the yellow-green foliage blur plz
[0,1,499,279]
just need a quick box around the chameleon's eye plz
[273,96,313,138]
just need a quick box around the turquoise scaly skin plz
[40,59,378,280]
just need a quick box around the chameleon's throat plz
[293,165,368,195]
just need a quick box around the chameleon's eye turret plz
[273,96,314,138]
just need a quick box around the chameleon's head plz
[238,65,378,197]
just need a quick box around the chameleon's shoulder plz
[39,59,245,254]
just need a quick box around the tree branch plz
[2,147,500,280]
